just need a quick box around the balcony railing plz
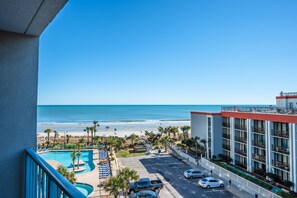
[252,127,265,134]
[25,148,85,198]
[222,122,230,127]
[272,160,290,171]
[235,136,247,144]
[222,106,297,115]
[222,133,230,139]
[252,140,266,149]
[272,145,290,155]
[222,144,230,150]
[252,154,266,163]
[235,149,247,156]
[235,160,247,169]
[235,124,247,131]
[271,130,289,138]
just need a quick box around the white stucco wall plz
[276,98,297,109]
[190,114,207,140]
[0,30,39,198]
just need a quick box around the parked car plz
[183,169,207,179]
[128,178,164,194]
[129,190,160,198]
[198,177,224,188]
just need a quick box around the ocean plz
[37,105,222,124]
[37,105,268,134]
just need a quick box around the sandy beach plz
[37,120,190,138]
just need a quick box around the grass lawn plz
[116,150,146,158]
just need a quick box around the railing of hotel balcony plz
[25,148,85,198]
[271,130,289,138]
[222,122,230,127]
[252,140,266,149]
[222,133,230,139]
[272,160,290,171]
[235,160,247,169]
[252,127,265,134]
[252,154,266,163]
[221,106,297,115]
[222,144,230,150]
[235,136,247,143]
[234,124,247,131]
[235,149,247,156]
[272,145,290,155]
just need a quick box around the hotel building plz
[191,92,297,192]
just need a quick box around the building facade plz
[191,92,297,192]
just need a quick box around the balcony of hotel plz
[235,136,247,144]
[222,132,230,139]
[235,148,247,157]
[252,140,266,149]
[271,130,289,138]
[252,127,265,134]
[234,124,247,131]
[252,154,266,163]
[272,145,290,155]
[0,1,82,197]
[222,144,231,151]
[221,105,297,115]
[222,122,230,128]
[25,148,85,198]
[235,160,247,169]
[272,160,290,172]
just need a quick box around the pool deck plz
[76,149,110,197]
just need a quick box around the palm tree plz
[66,134,71,144]
[71,149,76,172]
[84,127,90,145]
[44,128,52,145]
[89,126,94,146]
[170,127,179,139]
[57,165,77,184]
[159,136,173,153]
[76,144,81,170]
[118,167,139,197]
[78,138,85,144]
[158,126,164,134]
[93,120,100,141]
[127,133,139,146]
[103,176,123,198]
[53,130,59,145]
[180,126,191,139]
[194,136,207,158]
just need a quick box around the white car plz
[183,169,207,179]
[198,177,224,188]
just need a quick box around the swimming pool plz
[40,150,95,174]
[75,183,94,196]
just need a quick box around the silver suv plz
[183,169,207,179]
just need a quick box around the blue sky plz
[39,0,297,105]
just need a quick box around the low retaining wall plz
[169,145,281,198]
[200,158,281,198]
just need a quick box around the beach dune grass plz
[116,150,146,158]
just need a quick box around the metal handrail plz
[25,148,86,198]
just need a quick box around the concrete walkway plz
[76,149,110,198]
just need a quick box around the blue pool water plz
[40,151,95,174]
[75,183,94,196]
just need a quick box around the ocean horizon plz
[37,104,270,124]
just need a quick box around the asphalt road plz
[121,154,236,198]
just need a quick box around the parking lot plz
[119,154,237,198]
